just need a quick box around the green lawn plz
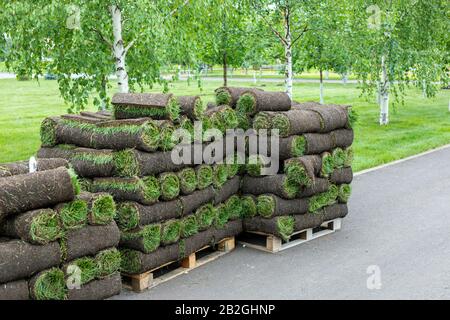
[0,77,449,172]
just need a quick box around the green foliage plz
[291,136,306,157]
[68,168,80,195]
[321,152,335,177]
[213,164,228,188]
[121,224,161,253]
[252,112,272,131]
[272,114,290,137]
[332,148,346,169]
[142,176,161,203]
[225,195,243,220]
[120,249,141,274]
[236,93,256,114]
[308,185,339,213]
[197,165,213,189]
[338,184,352,203]
[282,177,300,199]
[284,161,312,187]
[178,167,198,194]
[214,203,229,228]
[215,89,231,106]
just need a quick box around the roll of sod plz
[0,208,63,245]
[344,148,353,167]
[329,167,353,184]
[0,280,30,300]
[78,178,93,193]
[330,129,354,149]
[180,186,215,216]
[181,215,199,238]
[63,257,98,285]
[301,133,334,155]
[196,165,213,190]
[91,176,160,205]
[296,102,349,132]
[215,87,262,107]
[308,185,339,213]
[205,105,238,133]
[293,203,348,231]
[79,111,112,120]
[161,219,182,245]
[225,195,242,220]
[195,203,216,231]
[0,167,78,220]
[284,155,322,187]
[0,158,69,178]
[120,244,179,275]
[241,195,258,218]
[95,248,122,278]
[159,172,180,201]
[77,192,116,226]
[212,163,229,188]
[214,203,230,229]
[0,240,61,284]
[297,178,330,198]
[214,176,241,205]
[236,90,291,116]
[181,228,215,258]
[63,222,120,261]
[236,111,252,130]
[338,184,352,203]
[322,203,349,220]
[158,120,178,151]
[116,200,183,231]
[177,167,198,195]
[61,113,105,123]
[241,174,299,199]
[256,194,308,218]
[29,268,67,300]
[67,272,122,300]
[243,216,295,241]
[120,224,161,254]
[332,148,346,169]
[252,111,273,131]
[211,219,243,243]
[246,154,270,177]
[55,199,88,230]
[178,95,206,120]
[271,109,323,137]
[40,117,160,152]
[226,156,241,179]
[112,93,180,121]
[38,146,115,178]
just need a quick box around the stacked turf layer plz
[0,164,121,300]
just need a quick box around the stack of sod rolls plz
[236,96,355,241]
[0,164,121,300]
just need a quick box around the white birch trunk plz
[284,8,293,100]
[320,82,324,104]
[380,55,389,125]
[111,5,129,93]
[253,71,257,84]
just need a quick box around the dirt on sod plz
[0,158,69,178]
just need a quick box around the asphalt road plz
[117,145,450,300]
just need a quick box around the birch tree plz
[0,0,198,112]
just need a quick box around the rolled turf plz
[338,184,352,203]
[205,105,239,133]
[330,129,354,149]
[95,248,122,278]
[214,203,230,229]
[0,158,69,178]
[241,174,299,199]
[284,155,322,187]
[252,111,273,131]
[112,93,180,121]
[295,203,348,231]
[0,240,61,284]
[63,256,98,285]
[178,95,206,120]
[159,172,181,201]
[225,195,243,220]
[91,176,160,205]
[214,176,241,205]
[243,215,295,241]
[115,200,183,231]
[180,186,215,216]
[195,203,216,231]
[181,215,199,238]
[0,280,30,300]
[256,194,309,218]
[161,219,182,245]
[241,195,258,218]
[212,163,229,188]
[29,268,67,300]
[329,167,353,184]
[177,167,198,195]
[67,272,121,300]
[120,224,161,253]
[215,87,262,107]
[0,208,63,245]
[55,199,88,230]
[196,165,213,189]
[62,222,120,261]
[0,167,78,220]
[40,117,161,152]
[236,90,291,116]
[271,109,323,137]
[294,102,349,132]
[308,185,339,213]
[297,178,330,198]
[77,192,117,225]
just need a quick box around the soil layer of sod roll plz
[77,192,116,225]
[330,129,354,148]
[112,93,180,121]
[211,219,243,244]
[67,272,122,300]
[243,216,295,241]
[0,279,30,300]
[178,95,206,120]
[0,240,61,284]
[237,90,291,115]
[38,146,115,178]
[215,87,263,107]
[257,194,309,218]
[0,208,63,245]
[330,167,353,184]
[40,117,160,152]
[294,203,348,231]
[0,158,69,178]
[241,174,299,199]
[91,176,160,205]
[116,199,183,231]
[297,178,330,198]
[296,102,349,132]
[0,167,78,220]
[29,268,67,300]
[180,186,215,216]
[214,176,241,205]
[63,222,120,261]
[120,224,161,253]
[272,109,323,137]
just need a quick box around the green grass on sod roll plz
[225,195,243,220]
[193,99,207,119]
[282,177,300,199]
[338,184,352,203]
[69,257,98,285]
[332,148,346,169]
[115,202,139,231]
[291,136,306,157]
[121,224,161,253]
[72,152,114,166]
[179,117,194,143]
[215,89,231,106]
[257,195,276,218]
[214,203,229,229]
[78,178,92,192]
[226,158,240,179]
[321,152,335,177]
[272,114,290,137]
[236,93,256,115]
[159,124,177,151]
[91,194,116,225]
[195,203,216,230]
[161,219,182,245]
[197,165,213,189]
[142,176,161,203]
[159,173,180,201]
[181,215,199,238]
[113,150,139,177]
[59,199,89,230]
[213,164,228,188]
[308,185,339,213]
[40,118,57,146]
[220,107,239,130]
[284,162,312,187]
[236,111,251,131]
[30,210,64,244]
[348,108,358,128]
[167,97,182,121]
[68,168,81,195]
[178,168,197,194]
[241,195,257,218]
[277,216,295,241]
[252,112,272,131]
[120,249,140,274]
[344,147,354,167]
[246,154,267,177]
[33,268,67,300]
[95,248,121,278]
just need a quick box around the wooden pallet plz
[238,218,342,253]
[122,237,235,293]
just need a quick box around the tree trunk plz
[111,5,129,93]
[223,51,227,87]
[380,55,389,125]
[284,8,293,100]
[319,69,324,104]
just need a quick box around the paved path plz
[117,145,450,300]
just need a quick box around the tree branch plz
[259,14,288,46]
[90,28,113,49]
[291,25,309,46]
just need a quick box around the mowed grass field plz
[0,77,449,171]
